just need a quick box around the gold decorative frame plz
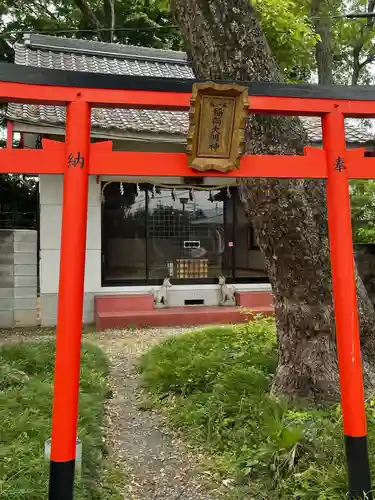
[186,82,249,172]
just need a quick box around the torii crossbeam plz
[0,62,374,500]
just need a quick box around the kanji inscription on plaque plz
[186,82,249,172]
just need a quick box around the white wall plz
[39,174,101,325]
[40,174,102,293]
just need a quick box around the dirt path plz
[93,328,224,500]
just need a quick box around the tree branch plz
[13,0,60,23]
[361,53,375,67]
[32,0,60,22]
[352,34,365,85]
[351,1,374,84]
[368,0,375,27]
[73,0,104,40]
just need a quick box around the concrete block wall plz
[0,229,38,328]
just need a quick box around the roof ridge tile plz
[22,33,189,65]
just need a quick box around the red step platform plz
[235,290,274,308]
[95,291,274,331]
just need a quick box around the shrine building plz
[5,34,375,329]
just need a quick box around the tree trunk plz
[352,45,362,86]
[310,0,334,85]
[103,0,116,43]
[171,0,375,403]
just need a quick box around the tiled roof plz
[7,34,375,144]
[303,116,374,144]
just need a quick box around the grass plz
[0,339,123,500]
[139,316,375,499]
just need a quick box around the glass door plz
[101,182,269,286]
[147,188,233,282]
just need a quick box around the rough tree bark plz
[310,0,334,85]
[171,0,375,403]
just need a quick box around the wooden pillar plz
[323,109,372,499]
[48,99,91,500]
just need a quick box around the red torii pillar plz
[48,99,91,500]
[323,110,371,497]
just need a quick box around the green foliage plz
[350,179,375,243]
[0,340,123,500]
[253,0,375,85]
[0,174,38,216]
[1,0,375,86]
[0,0,181,63]
[252,0,320,82]
[333,0,375,85]
[139,319,375,499]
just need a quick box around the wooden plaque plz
[186,82,249,172]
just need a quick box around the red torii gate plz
[1,63,375,500]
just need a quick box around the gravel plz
[92,327,225,500]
